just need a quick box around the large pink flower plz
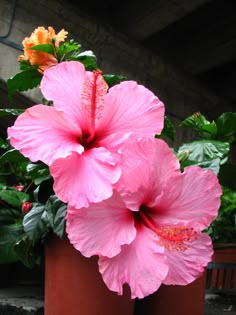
[66,137,222,299]
[7,61,164,208]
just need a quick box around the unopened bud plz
[177,150,190,163]
[14,185,24,191]
[21,202,33,215]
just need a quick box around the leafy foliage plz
[206,187,236,243]
[0,109,25,117]
[217,112,236,142]
[0,224,24,264]
[0,137,67,266]
[56,39,81,61]
[179,112,218,139]
[177,111,236,243]
[156,116,176,142]
[29,44,55,55]
[180,111,236,143]
[178,140,229,174]
[23,195,66,241]
[7,69,42,99]
[69,50,98,70]
[103,74,127,87]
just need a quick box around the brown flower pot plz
[44,236,134,315]
[134,272,206,315]
[212,243,236,262]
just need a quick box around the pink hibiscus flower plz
[66,137,222,299]
[7,61,164,208]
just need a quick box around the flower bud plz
[14,185,24,191]
[21,202,33,214]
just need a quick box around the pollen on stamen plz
[155,226,197,251]
[138,209,197,252]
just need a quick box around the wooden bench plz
[206,262,236,294]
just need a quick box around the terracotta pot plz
[134,272,206,315]
[44,236,134,315]
[212,243,236,262]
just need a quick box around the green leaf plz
[179,112,209,129]
[0,214,15,225]
[19,59,34,71]
[181,158,221,175]
[103,74,127,87]
[201,122,218,138]
[7,69,42,98]
[217,112,236,141]
[23,204,49,241]
[0,138,8,149]
[0,108,25,116]
[206,186,236,243]
[77,50,95,58]
[179,112,217,139]
[30,44,55,55]
[156,116,176,141]
[45,195,66,238]
[26,163,51,185]
[0,223,23,263]
[218,162,236,189]
[71,50,98,70]
[14,234,42,268]
[0,189,29,207]
[0,149,29,166]
[0,208,20,225]
[178,140,230,163]
[57,40,81,59]
[35,178,54,204]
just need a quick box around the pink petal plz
[50,148,121,208]
[97,81,165,145]
[163,233,213,285]
[66,191,136,258]
[155,166,222,230]
[116,137,180,198]
[7,105,83,165]
[115,137,180,212]
[98,225,168,299]
[41,61,88,129]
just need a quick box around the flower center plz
[139,205,197,251]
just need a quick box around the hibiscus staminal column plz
[139,206,197,251]
[80,69,108,146]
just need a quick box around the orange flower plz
[18,26,68,72]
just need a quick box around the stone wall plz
[0,0,233,143]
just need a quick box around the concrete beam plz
[110,0,211,40]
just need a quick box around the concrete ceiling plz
[70,0,236,108]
